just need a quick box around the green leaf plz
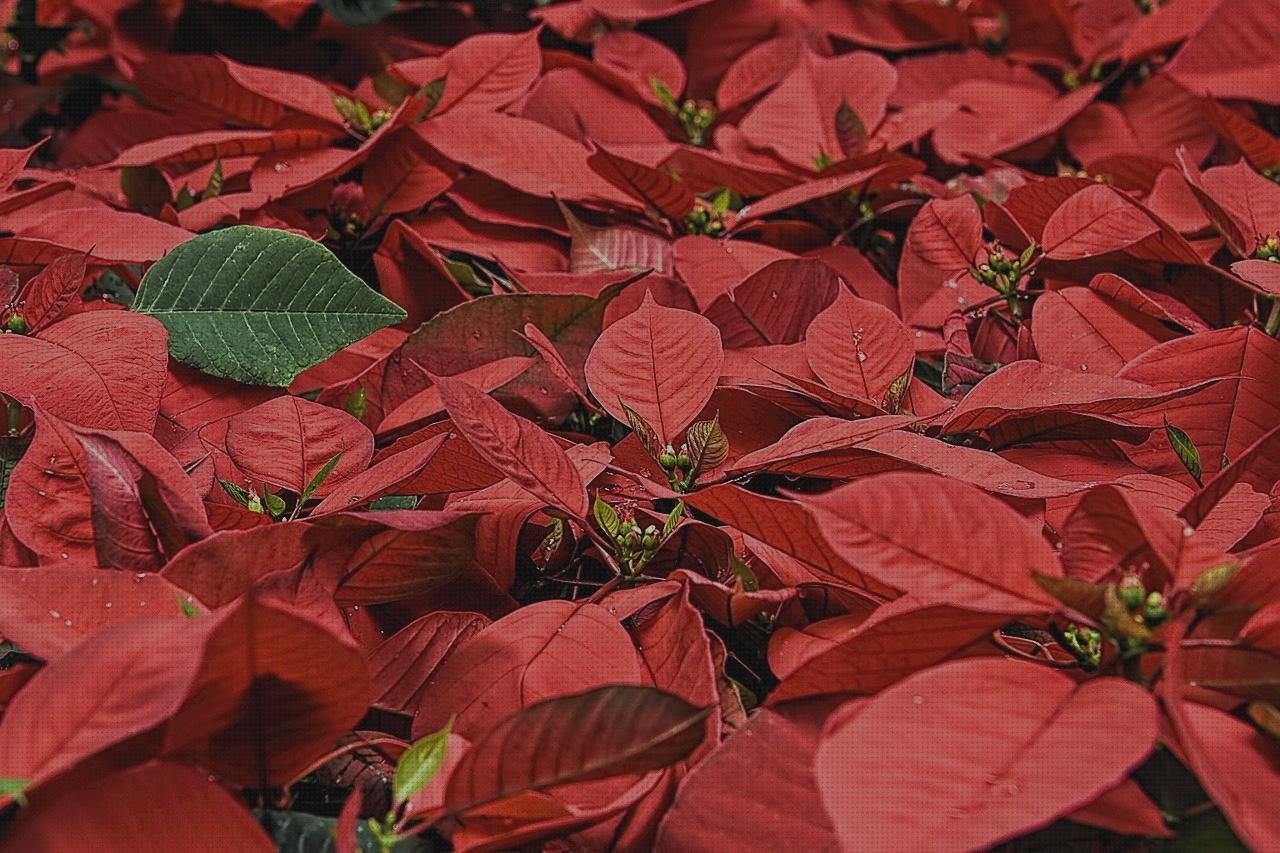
[176,593,201,618]
[133,226,406,387]
[413,76,448,122]
[662,500,685,541]
[333,95,373,134]
[0,777,29,806]
[649,77,678,115]
[730,554,759,592]
[593,494,621,539]
[299,451,343,506]
[393,719,453,806]
[620,401,660,460]
[684,414,729,477]
[1164,417,1203,486]
[219,478,261,512]
[368,495,417,511]
[345,385,368,420]
[204,159,224,200]
[263,489,287,519]
[316,0,398,27]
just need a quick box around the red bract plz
[1,1,1279,848]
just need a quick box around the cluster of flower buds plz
[971,242,1036,295]
[616,517,661,571]
[4,312,26,334]
[651,79,715,147]
[658,442,693,480]
[684,205,724,236]
[1118,574,1169,626]
[1255,235,1280,262]
[1061,623,1102,671]
[676,100,716,147]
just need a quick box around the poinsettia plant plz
[1,0,1280,849]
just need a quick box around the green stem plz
[1264,297,1280,337]
[6,400,21,435]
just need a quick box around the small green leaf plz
[219,478,260,511]
[413,76,448,121]
[1164,417,1203,486]
[204,159,224,200]
[730,554,759,592]
[121,165,172,216]
[662,500,685,541]
[368,495,418,510]
[684,414,729,477]
[174,185,196,212]
[133,226,406,387]
[594,494,621,539]
[649,77,678,115]
[393,719,453,806]
[298,451,343,506]
[620,402,660,460]
[334,95,374,134]
[0,777,29,806]
[345,386,368,420]
[1189,561,1240,606]
[263,489,287,519]
[176,593,201,618]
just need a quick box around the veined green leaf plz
[1164,417,1203,486]
[133,226,405,387]
[393,719,453,805]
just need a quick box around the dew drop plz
[1079,363,1089,372]
[64,619,73,627]
[273,161,290,172]
[49,610,61,619]
[914,330,925,338]
[48,456,57,464]
[770,290,779,299]
[912,695,924,705]
[943,278,958,289]
[1183,524,1195,537]
[36,490,46,497]
[857,351,868,362]
[104,602,113,609]
[138,600,146,607]
[59,552,69,560]
[136,572,147,579]
[352,604,360,611]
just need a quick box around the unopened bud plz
[658,445,677,470]
[1118,574,1145,611]
[4,313,26,334]
[1143,591,1168,626]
